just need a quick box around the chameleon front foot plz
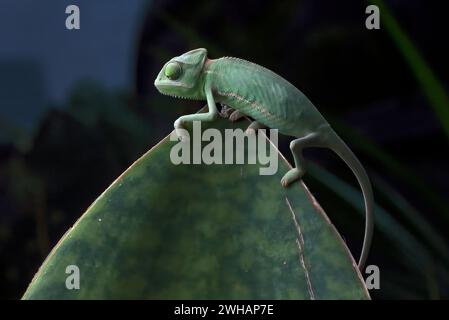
[280,168,303,187]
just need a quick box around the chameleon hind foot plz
[245,121,266,135]
[229,110,245,122]
[280,168,303,187]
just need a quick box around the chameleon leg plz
[281,132,320,187]
[245,121,266,135]
[229,110,245,122]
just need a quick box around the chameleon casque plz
[154,48,373,269]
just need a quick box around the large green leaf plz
[22,110,369,299]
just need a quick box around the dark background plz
[1,0,448,299]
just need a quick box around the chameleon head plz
[154,48,208,100]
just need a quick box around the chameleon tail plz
[325,131,374,270]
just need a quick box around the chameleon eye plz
[164,62,182,80]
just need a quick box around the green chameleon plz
[154,48,373,269]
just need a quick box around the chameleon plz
[154,48,373,269]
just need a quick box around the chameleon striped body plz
[155,48,373,270]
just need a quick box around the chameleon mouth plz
[154,80,201,100]
[154,81,193,89]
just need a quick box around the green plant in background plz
[22,112,369,299]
